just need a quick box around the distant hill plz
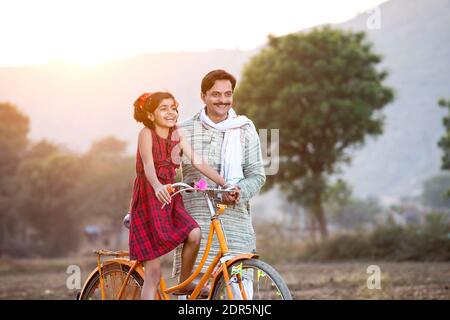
[0,49,256,153]
[335,0,450,199]
[1,0,449,202]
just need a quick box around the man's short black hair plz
[201,69,237,94]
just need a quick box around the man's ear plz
[200,92,206,104]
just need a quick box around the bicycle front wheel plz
[211,259,292,300]
[79,262,143,300]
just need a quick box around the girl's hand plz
[155,184,172,205]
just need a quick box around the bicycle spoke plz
[81,264,143,300]
[212,260,291,300]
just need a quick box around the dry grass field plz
[1,256,449,300]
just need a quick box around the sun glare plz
[0,0,387,66]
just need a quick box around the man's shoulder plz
[178,112,201,130]
[240,118,258,136]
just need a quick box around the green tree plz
[25,139,61,159]
[322,179,381,230]
[422,173,450,208]
[437,98,450,197]
[86,136,128,159]
[235,27,394,239]
[328,196,382,230]
[74,136,134,229]
[323,179,352,209]
[0,102,29,177]
[13,151,82,257]
[0,102,29,255]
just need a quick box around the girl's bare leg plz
[141,258,161,300]
[179,228,201,284]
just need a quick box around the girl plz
[129,92,226,300]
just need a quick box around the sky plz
[0,0,387,66]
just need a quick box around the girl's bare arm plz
[138,128,171,204]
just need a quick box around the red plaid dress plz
[129,128,199,261]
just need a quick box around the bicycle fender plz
[210,253,258,294]
[79,258,144,298]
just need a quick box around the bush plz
[254,221,306,263]
[254,213,450,262]
[304,231,371,261]
[300,213,450,262]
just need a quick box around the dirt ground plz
[0,256,449,300]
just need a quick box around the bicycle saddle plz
[123,213,130,229]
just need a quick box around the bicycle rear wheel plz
[211,258,292,300]
[79,262,143,300]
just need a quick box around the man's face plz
[201,79,233,122]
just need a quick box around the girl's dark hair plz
[201,69,236,94]
[133,91,177,128]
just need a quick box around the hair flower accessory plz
[137,92,152,109]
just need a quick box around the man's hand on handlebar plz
[221,183,241,205]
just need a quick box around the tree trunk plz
[0,214,4,256]
[307,211,317,243]
[312,172,329,240]
[314,204,329,240]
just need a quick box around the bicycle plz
[78,182,292,300]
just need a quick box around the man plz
[172,69,266,283]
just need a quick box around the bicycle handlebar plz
[168,182,239,197]
[161,182,239,208]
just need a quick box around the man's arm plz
[236,122,266,203]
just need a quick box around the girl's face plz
[148,98,179,128]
